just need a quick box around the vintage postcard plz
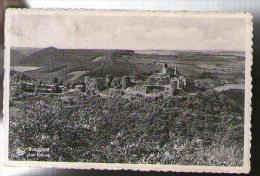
[3,9,252,173]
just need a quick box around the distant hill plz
[18,47,136,75]
[11,47,46,66]
[12,47,139,82]
[89,54,136,77]
[17,47,111,67]
[10,49,26,66]
[12,47,42,56]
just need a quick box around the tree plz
[81,83,86,92]
[53,77,59,84]
[50,85,62,93]
[19,82,26,91]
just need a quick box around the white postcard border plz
[3,9,253,173]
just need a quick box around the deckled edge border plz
[2,8,254,174]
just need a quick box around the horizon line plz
[11,46,245,53]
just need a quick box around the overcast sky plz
[7,10,249,51]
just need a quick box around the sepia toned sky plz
[7,10,248,51]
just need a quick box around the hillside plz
[17,47,110,67]
[9,89,244,165]
[12,47,138,82]
[10,49,26,66]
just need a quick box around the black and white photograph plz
[3,9,252,173]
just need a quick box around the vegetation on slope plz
[9,90,243,166]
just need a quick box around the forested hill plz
[11,47,112,67]
[10,47,138,80]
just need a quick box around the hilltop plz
[11,47,139,82]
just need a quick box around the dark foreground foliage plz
[9,90,243,166]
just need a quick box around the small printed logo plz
[16,147,25,156]
[15,147,50,159]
